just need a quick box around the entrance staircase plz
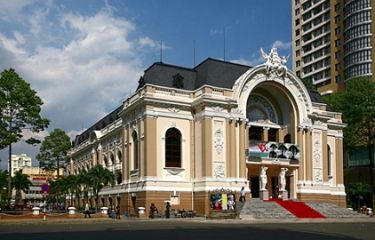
[239,198,296,220]
[306,202,368,219]
[239,198,367,220]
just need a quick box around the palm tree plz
[87,165,115,210]
[11,171,32,206]
[78,169,91,204]
[0,170,8,207]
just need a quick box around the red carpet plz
[268,199,325,218]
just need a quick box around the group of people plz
[149,202,172,218]
[213,187,246,211]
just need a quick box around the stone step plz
[306,203,369,218]
[239,198,296,220]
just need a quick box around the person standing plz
[84,202,91,218]
[165,202,171,218]
[116,205,121,219]
[240,187,246,203]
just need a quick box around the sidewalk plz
[1,215,374,225]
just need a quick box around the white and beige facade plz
[68,49,346,215]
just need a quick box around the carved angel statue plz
[260,48,289,78]
[259,166,268,191]
[279,168,288,191]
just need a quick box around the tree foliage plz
[0,68,49,198]
[0,68,49,149]
[346,182,373,209]
[12,171,32,205]
[87,165,115,210]
[324,77,375,150]
[37,128,71,178]
[0,170,8,207]
[47,165,114,209]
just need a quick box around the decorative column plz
[91,148,97,166]
[277,127,284,143]
[97,143,103,165]
[259,166,269,200]
[262,127,269,142]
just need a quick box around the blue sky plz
[0,0,292,169]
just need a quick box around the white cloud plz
[272,40,292,50]
[231,52,264,66]
[209,29,223,36]
[0,2,159,167]
[0,0,36,21]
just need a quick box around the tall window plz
[117,151,122,163]
[165,128,182,168]
[132,131,139,169]
[249,126,262,141]
[284,134,291,144]
[327,145,332,177]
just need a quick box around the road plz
[0,219,374,240]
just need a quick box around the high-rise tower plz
[292,0,374,94]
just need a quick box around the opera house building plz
[68,49,346,215]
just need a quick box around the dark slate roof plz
[141,62,197,90]
[194,58,251,89]
[308,89,325,104]
[139,58,251,90]
[74,105,123,146]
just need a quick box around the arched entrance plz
[245,82,299,200]
[232,54,312,200]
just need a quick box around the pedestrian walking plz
[84,202,91,218]
[240,186,246,203]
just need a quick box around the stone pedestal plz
[68,207,76,215]
[100,207,108,215]
[32,207,40,215]
[137,207,147,219]
[260,190,269,200]
[281,191,288,201]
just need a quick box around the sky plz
[0,0,292,170]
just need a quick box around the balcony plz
[247,142,300,165]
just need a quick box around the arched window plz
[116,171,122,185]
[165,128,182,168]
[132,131,139,169]
[117,151,122,163]
[327,145,332,177]
[109,152,115,166]
[103,156,108,167]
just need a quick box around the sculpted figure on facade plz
[279,168,288,191]
[261,48,289,78]
[259,166,268,191]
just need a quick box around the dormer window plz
[172,73,184,89]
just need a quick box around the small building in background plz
[21,167,63,207]
[10,154,32,177]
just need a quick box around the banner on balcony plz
[248,142,300,160]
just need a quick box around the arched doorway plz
[245,81,300,200]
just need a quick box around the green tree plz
[0,69,49,198]
[346,182,373,210]
[0,170,8,207]
[324,77,375,205]
[87,165,114,210]
[37,128,71,178]
[11,171,32,206]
